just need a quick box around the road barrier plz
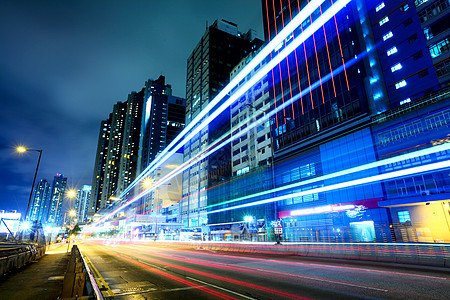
[0,243,45,276]
[152,240,450,268]
[61,245,103,300]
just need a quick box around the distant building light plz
[383,31,393,41]
[395,80,407,89]
[391,63,402,72]
[376,2,385,12]
[387,46,398,56]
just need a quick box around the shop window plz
[398,211,411,223]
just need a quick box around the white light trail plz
[89,0,352,228]
[118,0,340,198]
[208,159,450,215]
[206,142,450,210]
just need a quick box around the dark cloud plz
[0,0,263,215]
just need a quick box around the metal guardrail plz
[61,245,103,300]
[153,241,450,268]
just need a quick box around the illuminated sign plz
[290,204,355,217]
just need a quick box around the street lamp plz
[17,146,43,220]
[155,183,171,239]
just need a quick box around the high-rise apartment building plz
[90,118,111,215]
[47,173,67,226]
[74,185,92,224]
[137,76,185,174]
[91,76,184,220]
[136,76,185,215]
[27,178,51,223]
[100,101,127,210]
[181,19,261,228]
[117,89,145,196]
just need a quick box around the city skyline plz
[0,1,263,215]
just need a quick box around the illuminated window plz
[387,46,398,56]
[414,0,428,8]
[383,31,393,41]
[379,16,389,26]
[376,2,385,12]
[424,27,433,41]
[398,211,411,223]
[400,98,411,105]
[429,38,450,58]
[395,80,407,89]
[391,63,402,72]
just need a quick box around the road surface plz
[78,239,450,299]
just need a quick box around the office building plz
[207,46,276,240]
[257,0,449,242]
[181,19,262,228]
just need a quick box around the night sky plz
[0,0,263,215]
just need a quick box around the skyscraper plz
[368,0,445,107]
[74,185,92,224]
[47,173,67,226]
[27,178,51,223]
[100,101,127,210]
[137,76,185,174]
[90,118,111,215]
[181,19,261,228]
[136,76,185,214]
[257,0,449,243]
[117,89,145,196]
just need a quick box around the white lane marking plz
[250,266,390,292]
[110,244,389,292]
[186,276,258,300]
[155,252,389,292]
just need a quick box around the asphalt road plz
[78,239,450,300]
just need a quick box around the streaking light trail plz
[91,44,363,228]
[207,159,450,215]
[88,0,353,227]
[205,142,450,210]
[119,0,329,197]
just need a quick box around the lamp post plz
[155,183,171,239]
[63,190,77,226]
[143,179,171,239]
[17,147,42,221]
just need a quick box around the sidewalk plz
[0,244,71,300]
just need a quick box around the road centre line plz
[186,276,258,300]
